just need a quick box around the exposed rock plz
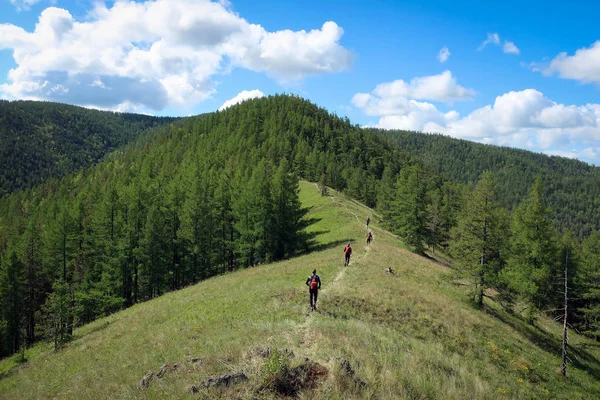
[337,358,366,388]
[157,362,179,378]
[188,357,203,364]
[200,372,248,388]
[139,371,154,389]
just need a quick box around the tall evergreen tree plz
[271,158,308,260]
[449,172,509,307]
[577,231,600,337]
[504,177,558,323]
[391,164,428,254]
[41,279,72,351]
[0,249,26,355]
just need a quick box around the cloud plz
[545,41,600,85]
[503,41,520,55]
[478,33,520,56]
[478,33,500,51]
[437,46,450,63]
[219,89,264,110]
[9,0,52,12]
[0,1,352,113]
[354,80,600,164]
[351,70,474,117]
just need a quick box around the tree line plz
[378,168,600,341]
[376,129,600,238]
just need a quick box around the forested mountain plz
[375,129,600,237]
[0,100,177,196]
[0,95,419,358]
[2,94,600,367]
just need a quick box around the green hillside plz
[375,129,600,237]
[0,100,177,196]
[1,182,599,399]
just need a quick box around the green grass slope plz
[1,182,599,399]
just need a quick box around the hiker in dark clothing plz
[344,243,352,266]
[366,216,370,229]
[366,231,373,246]
[306,269,321,311]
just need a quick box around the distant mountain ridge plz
[0,100,177,197]
[375,129,600,237]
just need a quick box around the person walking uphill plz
[344,243,352,266]
[306,269,321,312]
[366,231,373,246]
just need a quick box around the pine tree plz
[391,164,428,254]
[577,231,600,337]
[22,219,43,345]
[140,200,169,299]
[449,172,509,307]
[504,177,558,323]
[376,165,396,226]
[0,249,26,355]
[41,279,72,351]
[271,158,308,260]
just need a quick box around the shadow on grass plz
[486,306,600,382]
[0,358,28,381]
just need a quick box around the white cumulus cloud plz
[503,41,520,55]
[478,33,500,51]
[545,41,600,85]
[351,70,474,117]
[437,46,450,63]
[353,78,600,164]
[219,89,264,111]
[0,1,352,113]
[478,33,520,56]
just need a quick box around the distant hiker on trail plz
[306,269,321,312]
[385,267,394,274]
[366,231,373,246]
[366,216,370,229]
[344,243,352,267]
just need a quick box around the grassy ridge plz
[1,182,599,399]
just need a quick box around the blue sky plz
[1,0,600,164]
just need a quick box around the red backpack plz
[310,276,318,290]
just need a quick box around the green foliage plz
[40,280,72,351]
[0,250,26,355]
[504,177,558,323]
[377,129,600,238]
[390,164,428,254]
[0,100,176,196]
[577,232,600,336]
[3,94,401,358]
[261,348,291,388]
[450,172,510,307]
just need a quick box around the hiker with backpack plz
[305,269,321,312]
[366,231,373,246]
[344,243,352,266]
